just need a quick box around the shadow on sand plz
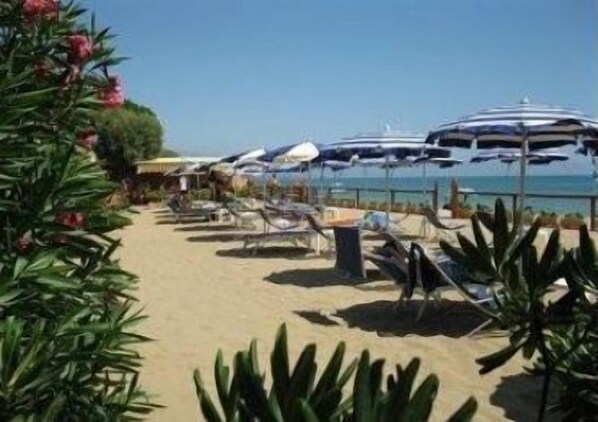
[175,224,239,232]
[490,373,561,422]
[187,233,246,242]
[296,299,489,338]
[294,310,340,326]
[216,246,314,260]
[264,267,387,288]
[361,233,421,242]
[155,217,209,225]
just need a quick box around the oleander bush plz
[0,0,155,419]
[194,325,477,421]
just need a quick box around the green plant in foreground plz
[442,199,598,421]
[194,325,477,421]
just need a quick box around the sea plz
[305,175,598,216]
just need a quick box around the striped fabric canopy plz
[426,98,598,150]
[470,149,569,164]
[260,141,320,163]
[320,130,434,160]
[218,147,266,164]
[413,157,464,168]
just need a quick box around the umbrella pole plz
[518,135,527,232]
[385,155,390,224]
[307,161,312,204]
[319,163,325,205]
[422,161,428,237]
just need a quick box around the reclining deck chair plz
[420,206,466,241]
[224,201,261,229]
[304,213,335,255]
[242,209,312,255]
[166,197,219,223]
[407,243,498,334]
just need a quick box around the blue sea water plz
[312,175,598,216]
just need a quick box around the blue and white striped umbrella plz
[470,151,569,165]
[470,149,569,164]
[320,129,430,160]
[426,98,598,150]
[219,147,266,164]
[413,156,464,169]
[426,98,598,217]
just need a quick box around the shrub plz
[194,325,477,421]
[560,212,585,230]
[0,0,155,418]
[391,202,404,213]
[189,188,211,201]
[146,189,165,203]
[536,210,558,228]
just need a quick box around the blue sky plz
[83,0,597,176]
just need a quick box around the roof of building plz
[135,156,221,174]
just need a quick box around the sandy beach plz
[118,207,575,421]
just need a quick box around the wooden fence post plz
[391,190,396,207]
[356,188,360,208]
[432,182,439,212]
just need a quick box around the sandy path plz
[118,208,556,421]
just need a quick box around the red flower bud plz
[23,0,58,21]
[33,60,53,79]
[55,212,85,229]
[76,131,98,150]
[98,76,125,109]
[67,34,93,64]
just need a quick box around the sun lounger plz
[223,202,262,229]
[242,209,312,255]
[420,206,466,241]
[407,243,498,334]
[304,213,334,255]
[167,200,219,223]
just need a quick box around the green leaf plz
[353,351,373,422]
[312,342,346,404]
[471,214,491,259]
[578,225,596,265]
[271,324,290,409]
[194,369,223,422]
[448,397,478,422]
[476,344,522,375]
[403,374,439,421]
[457,233,496,277]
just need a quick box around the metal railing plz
[323,184,598,231]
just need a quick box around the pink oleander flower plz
[67,34,93,64]
[76,130,98,149]
[99,76,125,108]
[23,0,58,20]
[55,212,85,229]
